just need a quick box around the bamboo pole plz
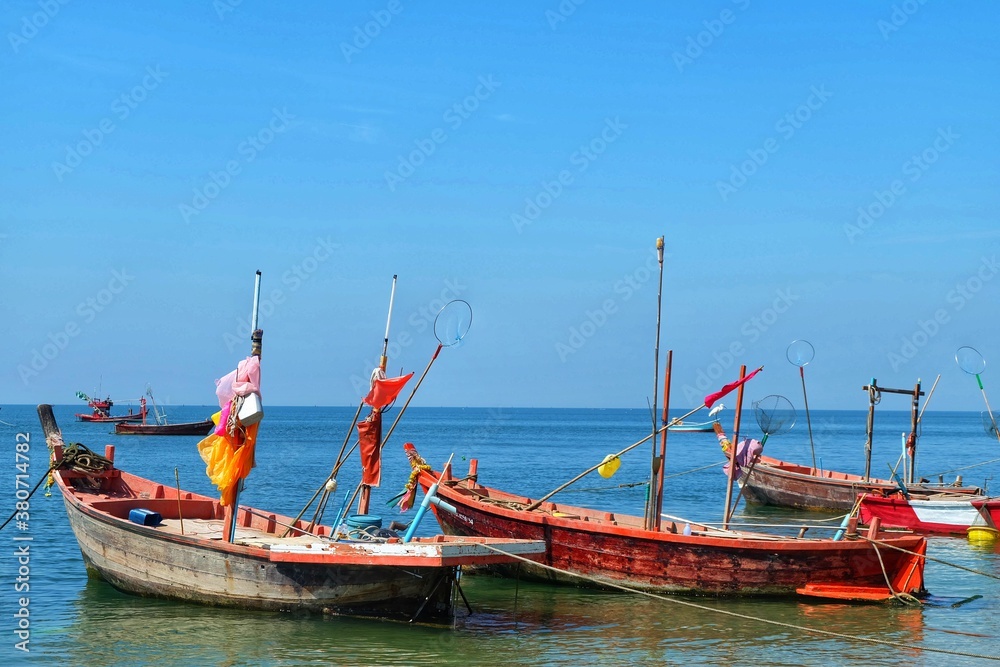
[722,365,747,529]
[652,350,672,531]
[645,236,665,530]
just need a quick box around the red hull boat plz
[417,459,927,602]
[75,394,148,423]
[859,492,987,535]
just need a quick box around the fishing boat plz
[114,389,214,436]
[415,455,927,601]
[75,391,148,423]
[41,405,544,621]
[415,239,934,602]
[114,419,214,436]
[857,491,988,535]
[668,405,724,433]
[739,379,980,511]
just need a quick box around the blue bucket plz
[345,514,383,530]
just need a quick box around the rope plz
[475,543,1000,662]
[0,443,113,532]
[928,457,1000,478]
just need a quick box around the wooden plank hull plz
[114,419,215,436]
[55,466,545,621]
[859,493,986,535]
[419,468,926,599]
[741,455,981,511]
[63,492,455,616]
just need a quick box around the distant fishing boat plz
[114,389,214,436]
[75,391,148,423]
[668,404,725,433]
[114,419,214,436]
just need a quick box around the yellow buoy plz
[967,526,1000,544]
[597,454,621,478]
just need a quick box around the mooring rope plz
[864,536,1000,582]
[476,543,1000,662]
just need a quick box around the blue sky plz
[1,1,997,411]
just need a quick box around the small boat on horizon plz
[75,391,148,423]
[113,389,214,436]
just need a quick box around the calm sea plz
[2,404,999,666]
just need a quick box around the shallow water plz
[2,405,999,665]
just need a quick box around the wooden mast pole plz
[653,350,672,531]
[722,365,747,529]
[908,380,921,484]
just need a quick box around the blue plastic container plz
[129,508,162,526]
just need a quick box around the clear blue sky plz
[1,2,997,411]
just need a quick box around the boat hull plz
[859,493,985,535]
[76,412,146,423]
[53,462,544,621]
[741,455,980,512]
[62,491,456,616]
[419,468,926,599]
[114,419,215,436]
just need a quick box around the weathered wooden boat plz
[40,405,545,621]
[114,418,214,436]
[739,455,982,511]
[858,491,987,535]
[416,456,927,602]
[739,379,980,511]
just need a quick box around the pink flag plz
[704,366,763,408]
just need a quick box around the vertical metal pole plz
[864,379,876,483]
[226,270,262,543]
[645,237,665,530]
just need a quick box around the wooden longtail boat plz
[667,419,719,433]
[739,454,982,511]
[41,405,545,621]
[114,418,214,436]
[858,492,987,535]
[417,458,928,602]
[739,379,981,511]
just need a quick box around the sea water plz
[1,405,998,666]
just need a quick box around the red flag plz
[358,411,383,486]
[363,373,414,409]
[704,366,763,408]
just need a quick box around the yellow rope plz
[475,543,1000,662]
